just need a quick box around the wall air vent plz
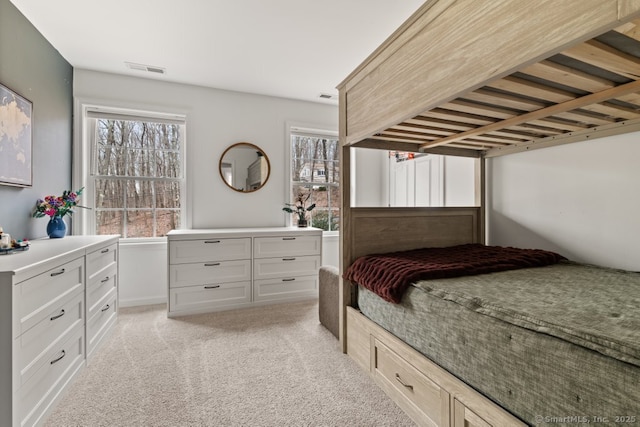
[125,62,166,74]
[319,93,336,100]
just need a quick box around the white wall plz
[353,148,388,206]
[73,70,339,306]
[487,131,640,271]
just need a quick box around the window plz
[86,109,186,238]
[290,129,339,232]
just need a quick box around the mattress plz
[357,261,640,425]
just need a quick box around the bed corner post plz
[476,154,487,244]
[338,87,351,354]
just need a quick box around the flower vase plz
[297,218,308,228]
[47,216,67,238]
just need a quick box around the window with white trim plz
[86,109,186,238]
[290,128,339,232]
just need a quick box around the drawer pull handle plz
[101,248,110,253]
[50,350,66,365]
[282,278,296,282]
[395,373,414,391]
[50,309,65,321]
[101,276,110,283]
[282,258,296,261]
[204,262,221,267]
[50,268,65,277]
[204,240,221,244]
[282,237,296,241]
[204,285,221,289]
[101,304,110,312]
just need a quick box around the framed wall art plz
[0,82,32,187]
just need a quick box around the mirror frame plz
[219,142,271,193]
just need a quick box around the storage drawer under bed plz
[373,338,450,427]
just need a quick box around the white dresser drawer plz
[254,276,318,302]
[254,235,321,258]
[87,288,117,359]
[253,255,320,280]
[169,281,251,313]
[170,238,251,263]
[18,325,84,427]
[15,257,84,337]
[169,259,251,288]
[87,263,117,320]
[86,243,117,281]
[17,290,84,387]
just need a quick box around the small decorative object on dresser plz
[166,227,322,317]
[283,192,316,227]
[32,187,85,238]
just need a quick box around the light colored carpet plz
[44,300,415,427]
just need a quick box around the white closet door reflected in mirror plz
[351,148,476,207]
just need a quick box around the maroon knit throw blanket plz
[343,244,566,303]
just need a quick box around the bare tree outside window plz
[290,133,339,231]
[93,118,184,238]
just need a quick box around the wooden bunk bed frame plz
[337,1,640,426]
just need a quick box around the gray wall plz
[0,0,73,240]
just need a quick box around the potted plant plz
[283,192,316,227]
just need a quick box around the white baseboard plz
[119,296,166,308]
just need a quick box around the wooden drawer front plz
[170,238,251,263]
[254,235,321,258]
[169,281,251,313]
[87,264,118,320]
[374,339,449,427]
[170,259,251,288]
[86,243,117,280]
[18,326,84,427]
[253,255,320,280]
[17,291,84,387]
[254,276,318,302]
[16,257,84,336]
[87,288,117,357]
[454,399,492,427]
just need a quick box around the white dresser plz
[0,235,119,427]
[167,227,322,317]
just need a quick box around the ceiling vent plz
[125,62,166,74]
[319,93,336,100]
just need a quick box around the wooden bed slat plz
[520,60,616,93]
[562,39,640,80]
[486,76,578,104]
[420,79,640,150]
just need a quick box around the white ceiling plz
[11,0,424,104]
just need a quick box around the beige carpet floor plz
[44,300,415,427]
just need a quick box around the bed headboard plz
[344,207,482,264]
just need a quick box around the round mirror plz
[219,142,271,192]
